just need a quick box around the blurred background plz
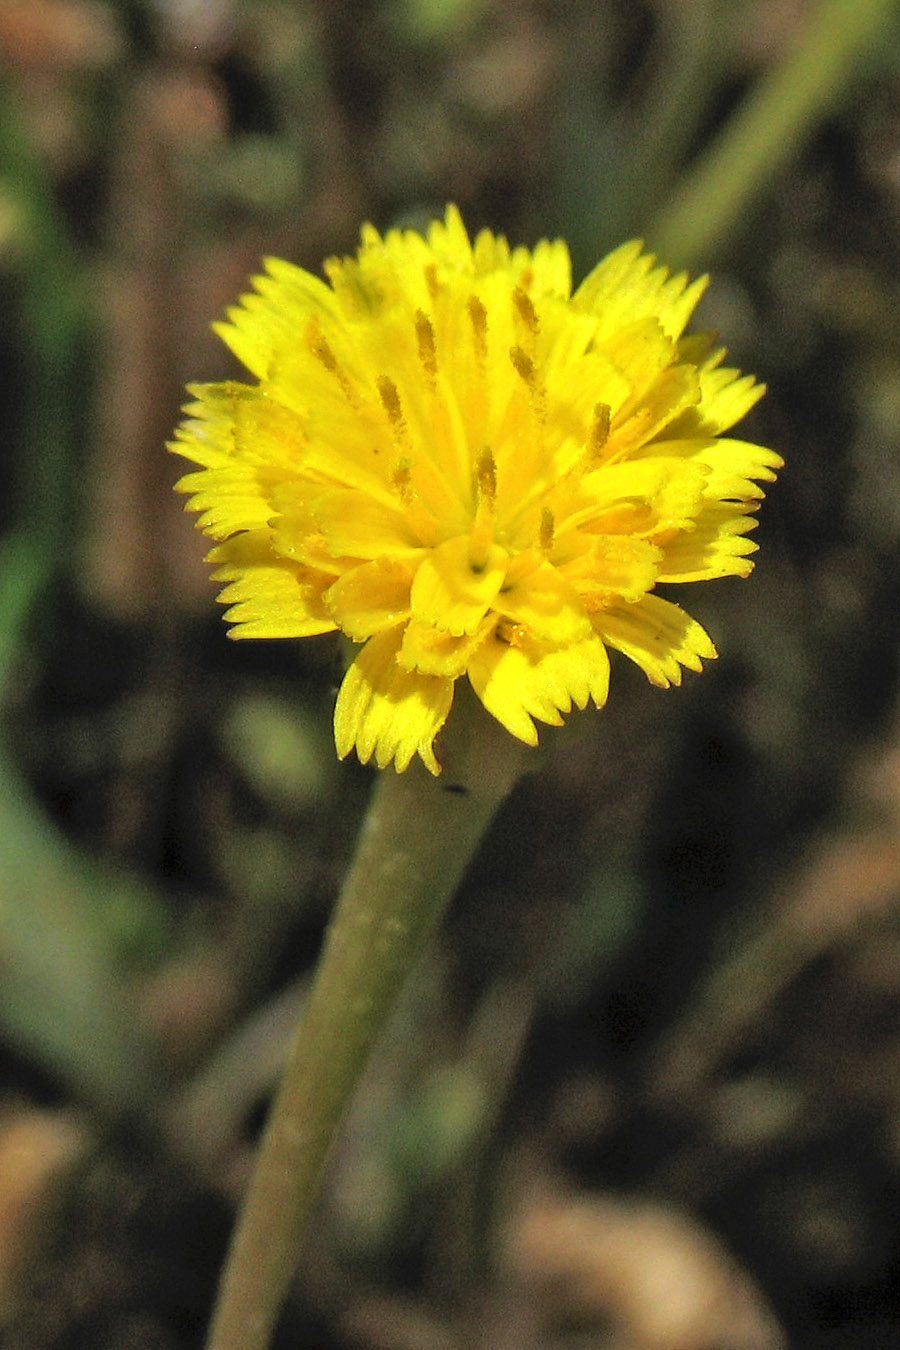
[3,1,900,1346]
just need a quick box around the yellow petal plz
[561,535,663,605]
[605,362,701,455]
[325,559,414,640]
[636,437,783,501]
[699,368,765,435]
[529,237,572,298]
[574,241,708,342]
[171,384,305,538]
[212,259,340,380]
[697,438,784,499]
[170,383,249,470]
[310,488,422,559]
[656,507,759,582]
[494,558,592,643]
[208,532,337,638]
[410,536,508,636]
[398,615,495,678]
[334,627,454,774]
[565,458,705,540]
[599,318,675,397]
[420,203,473,272]
[176,469,276,540]
[468,633,611,744]
[667,350,765,437]
[593,593,716,687]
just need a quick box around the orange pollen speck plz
[475,447,497,503]
[377,375,406,433]
[424,262,440,304]
[513,285,538,340]
[415,310,437,380]
[539,507,554,553]
[509,344,536,388]
[467,295,488,363]
[588,402,612,461]
[307,319,360,409]
[392,457,413,501]
[306,320,336,370]
[469,447,497,570]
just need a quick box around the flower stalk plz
[206,690,527,1350]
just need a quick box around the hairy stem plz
[206,694,527,1350]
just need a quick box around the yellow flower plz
[171,206,781,775]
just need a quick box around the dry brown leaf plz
[0,1105,89,1322]
[508,1193,785,1350]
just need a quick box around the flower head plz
[171,206,780,774]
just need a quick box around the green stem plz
[206,694,527,1350]
[649,0,898,271]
